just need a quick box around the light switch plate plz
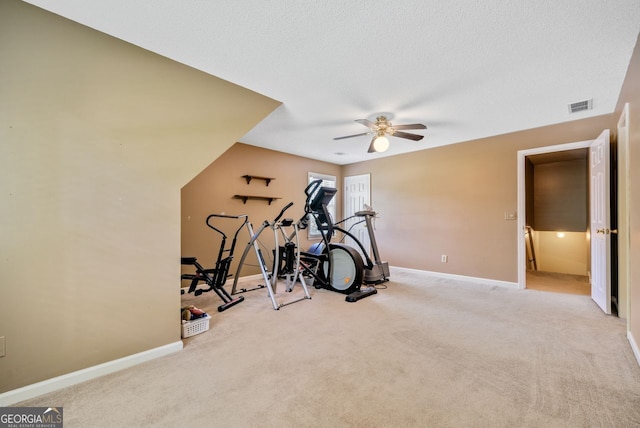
[504,212,517,220]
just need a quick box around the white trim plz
[0,341,183,406]
[516,140,592,290]
[392,266,518,289]
[628,331,640,368]
[617,103,631,323]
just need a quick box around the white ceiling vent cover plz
[568,99,593,113]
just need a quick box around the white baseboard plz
[628,330,640,367]
[0,341,183,406]
[391,266,519,289]
[238,268,516,290]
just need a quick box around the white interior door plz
[343,174,371,258]
[590,129,611,314]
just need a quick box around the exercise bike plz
[297,180,379,302]
[180,214,246,312]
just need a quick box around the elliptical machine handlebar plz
[303,179,323,214]
[205,213,249,237]
[207,213,249,221]
[272,201,294,225]
[304,179,323,197]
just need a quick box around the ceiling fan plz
[334,115,427,153]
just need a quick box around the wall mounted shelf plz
[242,175,275,186]
[233,195,282,205]
[236,175,279,204]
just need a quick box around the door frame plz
[617,103,630,320]
[516,140,592,290]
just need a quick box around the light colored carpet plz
[16,268,640,427]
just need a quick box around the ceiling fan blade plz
[367,136,377,153]
[393,131,424,141]
[355,119,378,130]
[393,123,427,130]
[333,132,371,140]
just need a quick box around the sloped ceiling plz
[24,0,640,165]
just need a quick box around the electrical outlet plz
[504,212,517,220]
[441,255,448,263]
[0,336,5,357]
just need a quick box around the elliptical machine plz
[230,202,312,310]
[298,180,378,302]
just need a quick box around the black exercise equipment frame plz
[180,214,246,312]
[298,179,377,302]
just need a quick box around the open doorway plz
[517,140,593,294]
[518,132,616,315]
[524,148,590,295]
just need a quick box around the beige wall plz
[0,1,279,393]
[181,143,342,279]
[343,116,612,283]
[615,33,640,353]
[534,231,588,276]
[532,159,587,232]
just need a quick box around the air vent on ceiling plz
[568,99,593,114]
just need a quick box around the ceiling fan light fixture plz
[373,135,389,152]
[335,114,427,153]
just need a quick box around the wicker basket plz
[181,315,211,338]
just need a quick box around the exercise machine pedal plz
[345,286,377,302]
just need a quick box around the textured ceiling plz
[24,0,640,165]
